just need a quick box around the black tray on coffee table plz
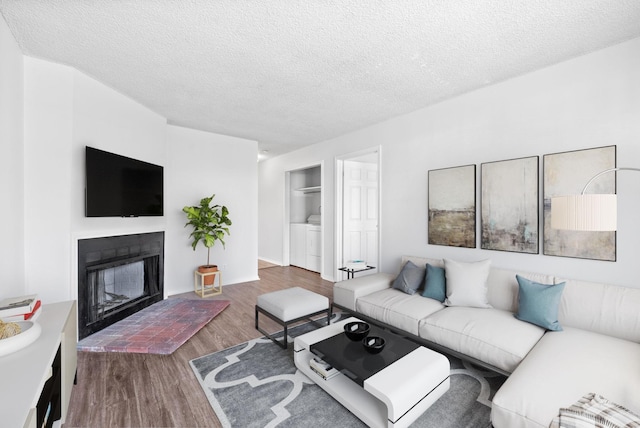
[310,322,420,386]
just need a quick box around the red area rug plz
[77,298,230,354]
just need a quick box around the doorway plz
[284,163,323,275]
[336,148,381,281]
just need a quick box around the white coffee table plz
[294,317,450,428]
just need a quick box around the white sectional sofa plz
[332,255,640,428]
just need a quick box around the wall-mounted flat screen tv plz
[85,146,163,217]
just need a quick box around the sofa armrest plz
[333,273,395,311]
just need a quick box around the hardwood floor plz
[65,266,333,428]
[257,259,279,269]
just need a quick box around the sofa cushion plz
[421,263,446,302]
[515,275,566,331]
[486,268,556,312]
[356,288,444,336]
[402,255,443,269]
[333,272,395,311]
[491,327,640,428]
[418,307,544,373]
[400,255,555,312]
[391,260,424,295]
[556,277,640,343]
[444,259,492,308]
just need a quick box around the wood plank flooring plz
[65,266,333,428]
[257,259,279,269]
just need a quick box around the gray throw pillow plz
[392,261,425,295]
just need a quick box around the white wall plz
[165,125,258,296]
[23,58,74,302]
[23,57,167,302]
[0,16,24,298]
[22,57,258,303]
[259,37,640,288]
[71,70,168,235]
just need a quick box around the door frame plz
[335,146,382,281]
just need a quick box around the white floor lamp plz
[551,167,640,232]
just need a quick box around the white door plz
[343,161,379,277]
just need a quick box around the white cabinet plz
[290,223,321,273]
[1,301,77,428]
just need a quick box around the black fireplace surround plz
[78,232,164,339]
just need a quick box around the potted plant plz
[183,194,232,285]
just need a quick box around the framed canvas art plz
[543,145,616,261]
[428,164,476,248]
[481,156,539,253]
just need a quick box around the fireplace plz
[78,232,164,339]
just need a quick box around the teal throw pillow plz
[421,264,446,302]
[392,261,425,295]
[515,275,566,331]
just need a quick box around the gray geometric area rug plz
[190,314,507,428]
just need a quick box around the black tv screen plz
[85,146,163,217]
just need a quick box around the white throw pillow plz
[444,259,492,308]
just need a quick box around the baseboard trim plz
[258,257,281,266]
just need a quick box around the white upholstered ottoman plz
[255,287,331,349]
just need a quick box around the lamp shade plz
[550,194,617,231]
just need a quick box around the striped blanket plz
[550,393,640,428]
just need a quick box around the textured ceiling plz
[2,1,640,159]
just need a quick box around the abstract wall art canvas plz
[428,165,476,248]
[543,145,616,261]
[481,156,539,253]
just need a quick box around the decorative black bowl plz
[344,321,370,341]
[362,336,385,354]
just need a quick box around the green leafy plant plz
[182,194,232,267]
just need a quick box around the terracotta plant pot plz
[198,265,218,286]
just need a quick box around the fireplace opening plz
[86,256,157,324]
[78,232,164,339]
